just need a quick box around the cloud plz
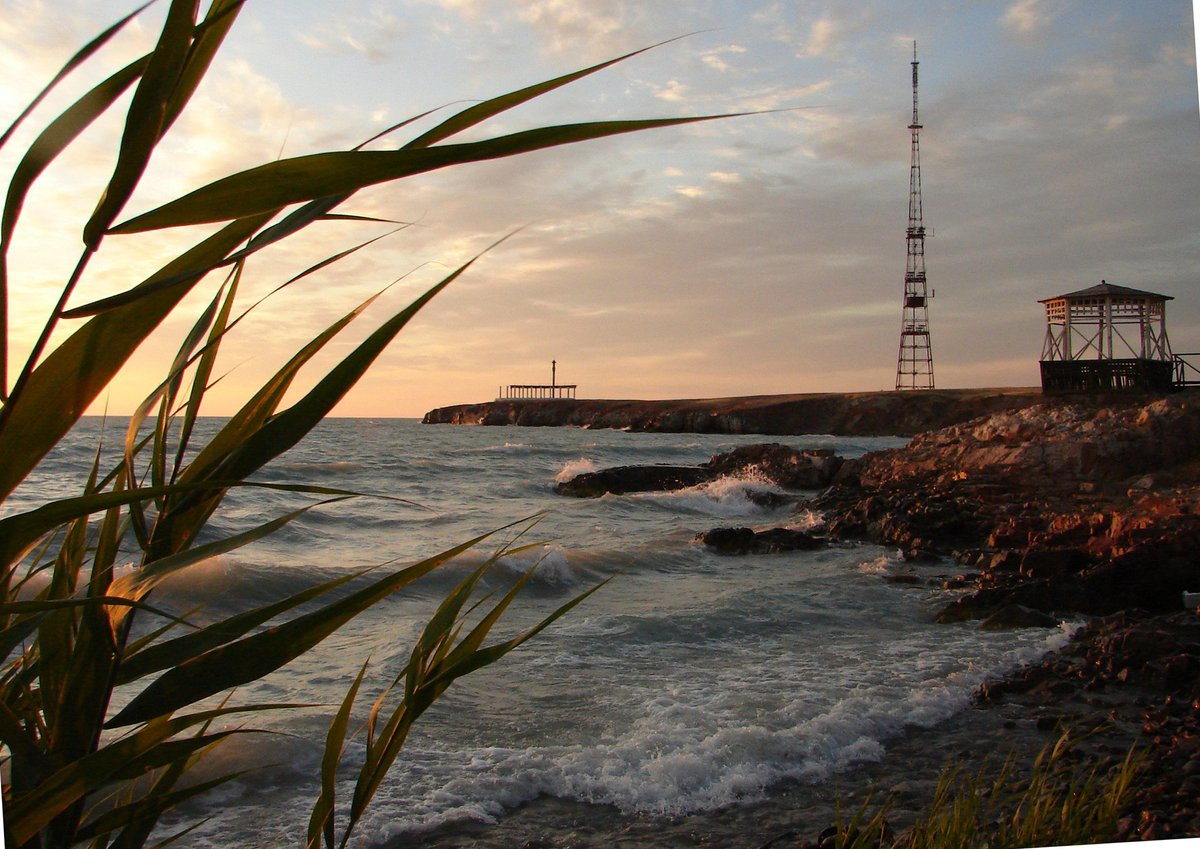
[5,0,1197,417]
[655,79,690,102]
[1001,0,1065,40]
[701,44,747,72]
[802,18,839,58]
[293,7,411,62]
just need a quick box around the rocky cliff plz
[423,388,1065,436]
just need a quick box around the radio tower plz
[895,41,935,390]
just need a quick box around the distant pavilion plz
[498,360,577,400]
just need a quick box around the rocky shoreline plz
[552,390,1200,843]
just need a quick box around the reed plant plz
[0,3,731,846]
[830,733,1141,849]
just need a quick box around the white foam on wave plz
[478,441,553,455]
[555,457,598,482]
[632,475,791,519]
[350,621,1076,843]
[786,509,824,531]
[270,460,364,476]
[494,544,591,585]
[857,551,905,575]
[159,615,1078,849]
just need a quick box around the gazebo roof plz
[1039,281,1173,303]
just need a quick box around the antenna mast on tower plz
[895,41,935,390]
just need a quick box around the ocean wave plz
[554,457,597,482]
[627,475,795,519]
[347,621,1075,842]
[265,460,367,477]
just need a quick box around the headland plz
[423,387,1056,435]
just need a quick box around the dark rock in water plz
[746,490,801,509]
[883,574,924,585]
[698,526,826,555]
[554,464,715,497]
[978,603,1061,630]
[555,443,845,498]
[705,443,844,490]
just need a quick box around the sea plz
[10,417,1076,848]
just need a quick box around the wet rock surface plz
[697,526,826,555]
[555,443,843,498]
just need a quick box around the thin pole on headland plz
[552,360,556,391]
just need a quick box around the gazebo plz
[1038,281,1175,393]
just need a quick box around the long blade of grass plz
[146,283,396,557]
[129,496,350,589]
[102,696,240,849]
[198,237,504,493]
[0,55,149,400]
[0,2,151,151]
[82,0,197,247]
[307,661,368,849]
[106,527,500,728]
[161,0,245,131]
[64,220,401,319]
[403,35,693,150]
[0,595,191,671]
[344,570,608,843]
[172,265,242,481]
[78,767,251,845]
[115,566,367,684]
[110,114,742,234]
[0,212,272,504]
[4,706,297,846]
[0,478,364,571]
[146,240,468,559]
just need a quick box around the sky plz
[1,0,1198,418]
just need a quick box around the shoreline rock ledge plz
[422,388,1055,436]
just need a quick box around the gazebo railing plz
[1173,353,1200,387]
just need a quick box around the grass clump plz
[828,734,1140,849]
[0,3,727,846]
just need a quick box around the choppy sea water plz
[12,418,1074,847]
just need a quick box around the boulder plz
[979,604,1062,630]
[698,526,826,555]
[554,464,715,497]
[556,443,847,498]
[705,443,844,489]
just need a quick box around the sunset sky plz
[1,0,1198,417]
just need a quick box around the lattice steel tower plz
[895,41,935,390]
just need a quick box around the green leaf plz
[146,284,394,558]
[77,765,250,844]
[403,35,693,150]
[0,2,151,151]
[341,559,608,845]
[110,115,738,234]
[198,237,506,490]
[161,0,245,131]
[0,212,272,504]
[4,705,296,846]
[106,528,498,728]
[171,265,242,482]
[0,55,149,399]
[116,566,365,684]
[83,0,197,246]
[307,661,368,849]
